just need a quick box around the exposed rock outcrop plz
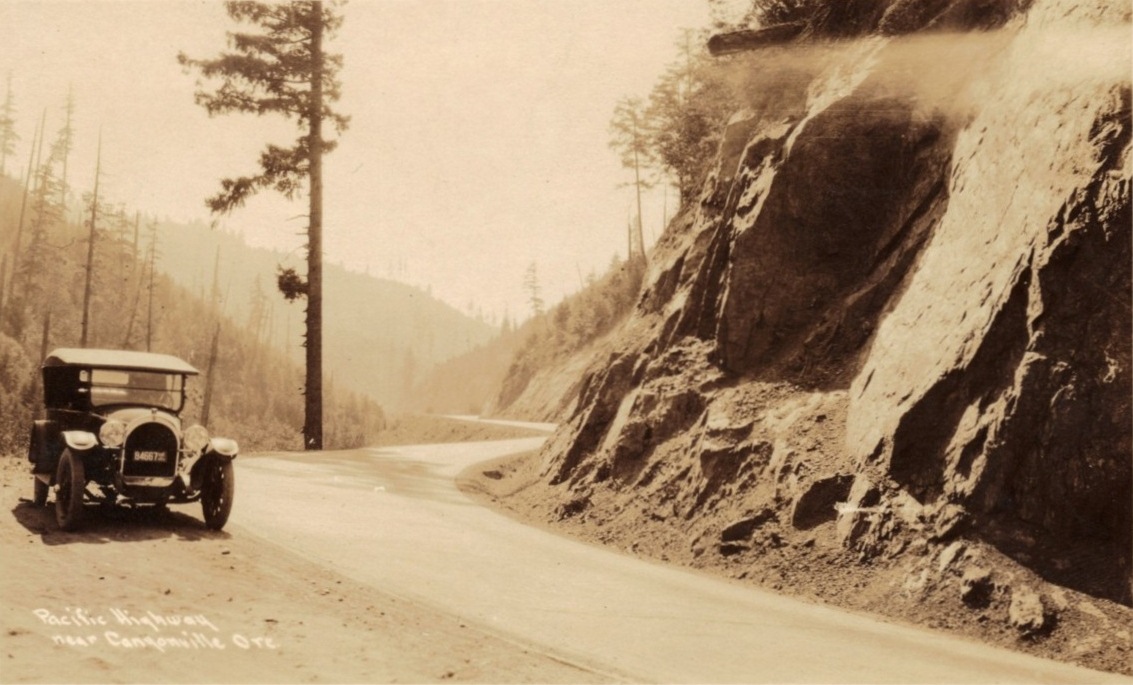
[536,0,1131,614]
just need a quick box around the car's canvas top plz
[43,348,200,375]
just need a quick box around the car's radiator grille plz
[122,423,178,479]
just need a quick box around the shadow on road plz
[11,498,229,546]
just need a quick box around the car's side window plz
[43,367,84,410]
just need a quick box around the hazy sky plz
[1,0,712,322]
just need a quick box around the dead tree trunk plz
[201,323,220,426]
[79,132,102,349]
[145,234,156,352]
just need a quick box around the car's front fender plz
[207,437,238,460]
[61,430,98,452]
[187,440,238,492]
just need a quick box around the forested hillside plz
[151,219,498,410]
[407,256,645,418]
[492,257,645,417]
[0,174,384,455]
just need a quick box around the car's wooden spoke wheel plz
[55,449,85,531]
[201,459,235,530]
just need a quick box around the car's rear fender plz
[28,420,61,473]
[31,430,96,484]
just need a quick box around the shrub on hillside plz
[0,334,34,457]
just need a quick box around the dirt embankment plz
[0,454,600,684]
[465,439,1133,677]
[486,0,1132,677]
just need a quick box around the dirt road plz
[0,445,598,684]
[2,433,1127,683]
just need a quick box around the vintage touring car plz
[27,348,237,531]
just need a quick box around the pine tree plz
[5,110,45,338]
[608,97,652,261]
[248,274,269,344]
[179,0,349,451]
[56,88,75,215]
[92,204,136,346]
[523,262,544,318]
[10,112,44,288]
[645,38,734,209]
[122,217,155,349]
[0,73,18,177]
[19,122,67,316]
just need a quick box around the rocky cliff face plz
[537,0,1131,613]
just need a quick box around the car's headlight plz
[184,424,210,453]
[99,420,126,448]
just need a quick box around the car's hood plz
[102,406,182,431]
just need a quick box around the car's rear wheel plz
[33,477,48,506]
[201,459,234,530]
[55,449,85,531]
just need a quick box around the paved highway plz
[232,434,1127,683]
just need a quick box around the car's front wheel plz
[55,449,85,531]
[201,459,234,530]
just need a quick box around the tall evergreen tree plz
[608,97,651,261]
[0,73,17,177]
[19,121,67,312]
[56,88,75,214]
[247,274,270,344]
[523,262,544,318]
[645,41,734,209]
[5,110,45,337]
[179,0,349,450]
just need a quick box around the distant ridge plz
[152,218,497,410]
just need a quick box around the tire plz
[33,477,48,506]
[55,449,86,531]
[201,459,235,530]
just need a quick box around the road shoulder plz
[0,455,606,684]
[459,448,1133,679]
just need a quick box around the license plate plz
[134,451,167,463]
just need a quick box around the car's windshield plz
[82,369,184,412]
